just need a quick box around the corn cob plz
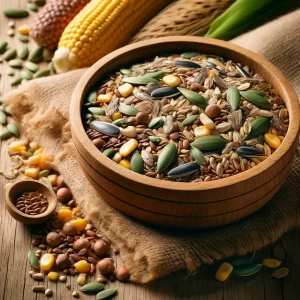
[53,0,173,73]
[30,0,91,50]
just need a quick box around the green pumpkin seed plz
[8,59,22,68]
[130,151,144,174]
[88,107,105,116]
[149,117,164,129]
[240,90,270,107]
[20,70,33,80]
[148,136,161,144]
[122,76,160,85]
[3,8,29,18]
[190,146,206,164]
[232,263,262,277]
[257,134,264,145]
[25,61,39,73]
[7,123,20,137]
[27,251,40,269]
[0,42,8,54]
[96,288,117,300]
[81,282,104,293]
[21,79,29,85]
[34,0,46,6]
[118,104,139,116]
[2,105,11,115]
[27,3,38,12]
[0,111,7,124]
[180,52,201,59]
[39,170,50,177]
[29,47,43,62]
[17,34,29,43]
[244,117,270,140]
[86,91,97,103]
[3,49,17,61]
[156,143,177,172]
[0,130,12,140]
[177,87,208,107]
[271,267,289,279]
[227,87,241,111]
[11,77,22,86]
[49,61,56,73]
[120,68,131,75]
[33,69,50,79]
[19,46,29,59]
[103,148,115,158]
[182,114,199,126]
[191,136,227,151]
[143,71,165,79]
[7,69,14,76]
[112,118,127,126]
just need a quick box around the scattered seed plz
[0,111,7,124]
[17,34,29,43]
[0,130,12,140]
[8,59,22,68]
[11,77,22,86]
[3,49,17,61]
[0,42,8,54]
[33,69,50,79]
[25,61,39,73]
[3,8,29,18]
[28,251,40,269]
[45,289,53,296]
[271,267,289,279]
[81,282,105,293]
[27,3,38,12]
[20,70,33,80]
[32,286,46,293]
[7,123,20,137]
[19,46,29,59]
[232,263,262,276]
[28,47,43,62]
[96,289,117,300]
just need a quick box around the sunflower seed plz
[151,87,180,99]
[90,121,120,137]
[168,162,200,178]
[237,146,264,157]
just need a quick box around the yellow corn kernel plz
[263,258,281,268]
[215,262,233,282]
[71,218,88,232]
[119,159,130,169]
[118,83,133,97]
[24,167,40,179]
[194,126,211,138]
[42,153,54,162]
[9,140,26,152]
[264,133,281,149]
[20,151,32,158]
[48,272,60,281]
[17,24,29,35]
[119,139,138,157]
[112,112,122,120]
[29,142,39,151]
[57,208,73,223]
[162,75,181,87]
[40,253,55,271]
[39,157,51,170]
[74,260,90,273]
[47,174,58,185]
[97,93,113,103]
[77,273,87,285]
[28,154,42,166]
[72,206,81,214]
[33,148,44,156]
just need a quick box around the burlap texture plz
[4,10,300,283]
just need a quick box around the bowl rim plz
[5,179,57,220]
[71,36,300,192]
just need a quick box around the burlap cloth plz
[4,10,300,283]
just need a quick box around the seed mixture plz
[83,52,289,182]
[15,191,48,215]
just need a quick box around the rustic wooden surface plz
[0,1,300,299]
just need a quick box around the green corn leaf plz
[204,0,298,40]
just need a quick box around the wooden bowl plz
[5,180,57,224]
[70,37,300,229]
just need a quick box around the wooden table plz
[0,1,300,299]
